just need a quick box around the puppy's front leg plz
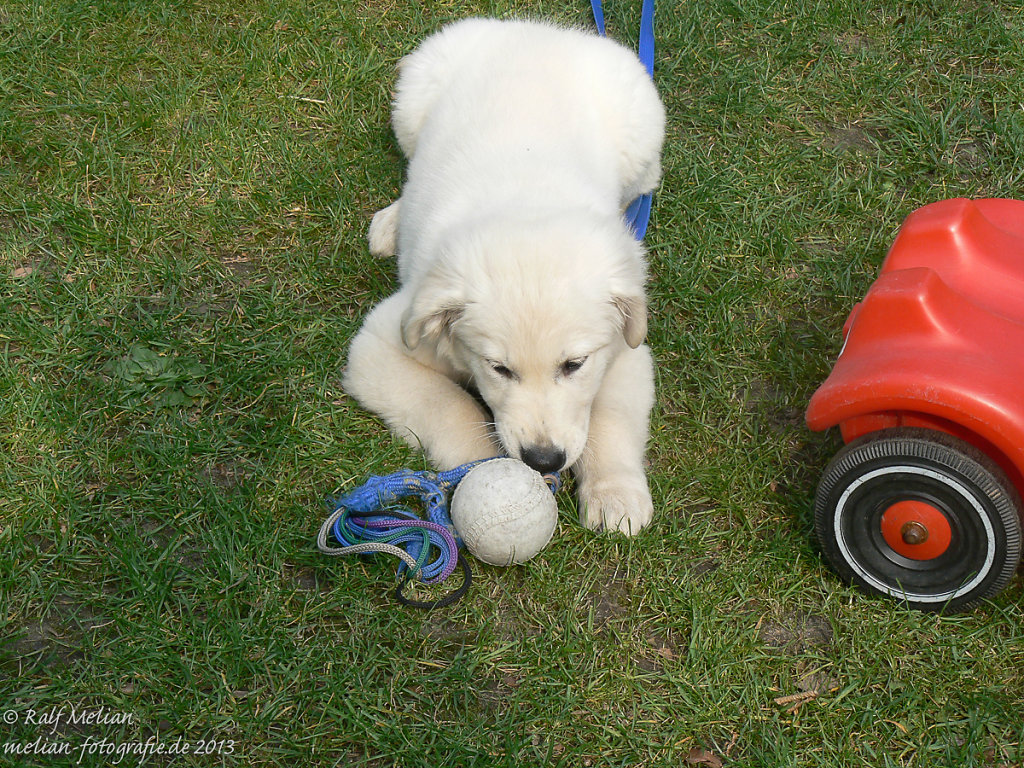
[344,294,502,469]
[574,344,656,535]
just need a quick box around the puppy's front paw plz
[579,474,653,536]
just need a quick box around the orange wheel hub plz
[880,500,952,560]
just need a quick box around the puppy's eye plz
[560,357,587,376]
[491,363,516,380]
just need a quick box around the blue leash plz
[591,0,657,239]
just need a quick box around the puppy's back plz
[390,18,661,163]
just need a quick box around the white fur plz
[344,18,665,535]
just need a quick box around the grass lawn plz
[2,0,1023,765]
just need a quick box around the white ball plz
[450,458,559,566]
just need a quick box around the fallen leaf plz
[686,747,724,767]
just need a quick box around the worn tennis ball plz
[450,458,559,566]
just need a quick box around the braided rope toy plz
[317,458,559,608]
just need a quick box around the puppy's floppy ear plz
[608,232,649,348]
[613,293,648,348]
[400,270,465,350]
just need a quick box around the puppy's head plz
[400,214,647,473]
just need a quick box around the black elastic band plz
[394,551,473,609]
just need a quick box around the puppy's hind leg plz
[368,199,401,257]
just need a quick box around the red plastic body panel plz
[805,198,1024,497]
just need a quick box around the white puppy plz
[344,18,665,535]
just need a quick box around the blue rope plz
[318,460,489,583]
[591,0,657,239]
[317,459,561,607]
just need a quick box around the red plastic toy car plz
[806,198,1024,611]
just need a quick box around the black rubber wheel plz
[814,428,1022,612]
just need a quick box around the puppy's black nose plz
[519,445,566,474]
